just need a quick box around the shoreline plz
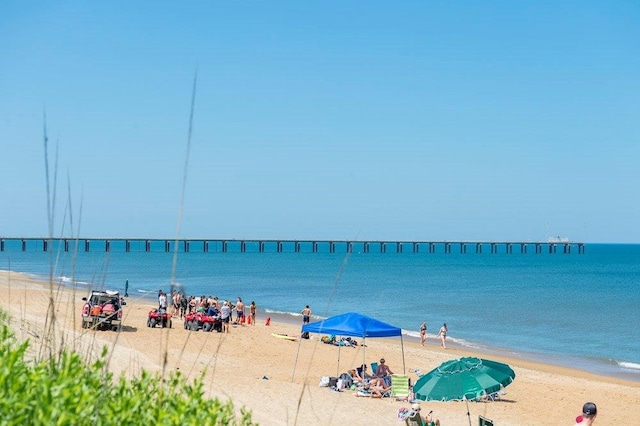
[5,267,640,384]
[1,270,639,425]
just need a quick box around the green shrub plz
[0,322,255,425]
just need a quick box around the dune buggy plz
[147,309,172,328]
[183,312,222,332]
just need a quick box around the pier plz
[0,238,585,254]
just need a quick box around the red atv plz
[183,312,222,332]
[147,309,172,328]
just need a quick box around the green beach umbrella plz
[413,357,516,425]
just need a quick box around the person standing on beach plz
[301,305,311,324]
[158,291,167,314]
[437,323,448,349]
[250,301,256,326]
[236,297,245,324]
[220,301,231,333]
[420,322,427,346]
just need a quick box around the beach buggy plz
[81,290,123,331]
[147,309,172,328]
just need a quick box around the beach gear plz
[413,357,515,426]
[294,312,406,380]
[390,374,411,401]
[271,333,297,342]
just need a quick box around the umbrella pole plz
[465,398,472,426]
[337,344,341,377]
[363,337,366,377]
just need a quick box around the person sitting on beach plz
[406,403,440,426]
[575,402,597,425]
[375,358,394,386]
[355,381,391,398]
[355,364,373,382]
[206,304,218,317]
[375,358,394,377]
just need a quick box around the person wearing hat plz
[220,301,231,333]
[403,403,440,426]
[575,402,597,425]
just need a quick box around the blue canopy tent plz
[292,312,406,380]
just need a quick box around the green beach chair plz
[390,374,411,401]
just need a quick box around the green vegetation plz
[0,310,255,426]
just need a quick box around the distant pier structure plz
[1,238,585,255]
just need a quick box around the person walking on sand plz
[301,305,311,324]
[437,323,448,349]
[420,322,427,346]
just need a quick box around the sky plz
[1,2,639,243]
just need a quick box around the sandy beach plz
[1,270,637,425]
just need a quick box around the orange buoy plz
[265,316,271,326]
[247,315,252,325]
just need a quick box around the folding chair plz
[390,374,411,401]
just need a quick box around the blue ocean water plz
[2,240,639,381]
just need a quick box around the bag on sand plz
[339,373,353,389]
[319,376,330,387]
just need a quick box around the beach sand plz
[1,270,637,425]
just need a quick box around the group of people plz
[420,322,448,349]
[158,290,258,332]
[349,357,396,398]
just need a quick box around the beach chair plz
[478,415,494,426]
[404,410,424,426]
[390,374,411,401]
[371,362,379,376]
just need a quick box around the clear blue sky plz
[1,2,639,243]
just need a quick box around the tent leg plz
[400,334,406,375]
[292,332,303,382]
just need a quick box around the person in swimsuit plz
[438,323,448,349]
[301,305,311,324]
[250,301,256,326]
[420,322,427,346]
[236,297,245,324]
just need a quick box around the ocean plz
[1,240,639,382]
